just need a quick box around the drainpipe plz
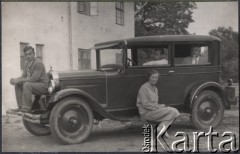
[68,2,73,70]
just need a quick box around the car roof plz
[95,35,221,47]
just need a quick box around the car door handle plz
[169,70,175,73]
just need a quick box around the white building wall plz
[70,2,135,70]
[2,2,135,114]
[2,2,70,114]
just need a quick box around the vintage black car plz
[8,35,237,144]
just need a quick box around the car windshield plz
[98,48,123,71]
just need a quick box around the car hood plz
[57,70,106,80]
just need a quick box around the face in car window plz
[154,50,165,60]
[174,45,210,65]
[191,47,201,58]
[142,48,168,66]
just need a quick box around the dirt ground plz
[2,107,239,152]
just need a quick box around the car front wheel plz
[191,90,224,130]
[49,97,93,144]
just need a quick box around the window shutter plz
[20,42,29,70]
[36,44,44,62]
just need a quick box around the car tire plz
[22,119,51,136]
[49,97,93,144]
[191,90,224,130]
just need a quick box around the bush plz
[209,27,239,82]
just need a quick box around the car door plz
[122,44,186,109]
[168,42,218,108]
[124,45,178,108]
[97,47,139,117]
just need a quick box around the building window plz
[20,42,29,70]
[78,49,91,70]
[36,44,44,62]
[90,2,98,15]
[77,2,98,16]
[77,2,86,12]
[77,2,89,15]
[116,2,124,25]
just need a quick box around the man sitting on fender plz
[9,46,49,113]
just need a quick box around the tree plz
[135,1,197,36]
[209,27,239,82]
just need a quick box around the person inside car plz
[182,47,207,64]
[136,69,180,138]
[143,49,168,66]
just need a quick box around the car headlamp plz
[48,70,60,94]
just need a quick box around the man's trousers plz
[15,82,48,110]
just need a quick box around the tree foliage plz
[135,1,196,36]
[209,27,239,82]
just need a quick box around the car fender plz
[48,88,117,120]
[187,81,229,109]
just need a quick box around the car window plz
[127,46,169,67]
[99,49,123,66]
[174,44,210,66]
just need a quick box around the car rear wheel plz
[49,97,93,144]
[22,119,51,136]
[191,90,224,130]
